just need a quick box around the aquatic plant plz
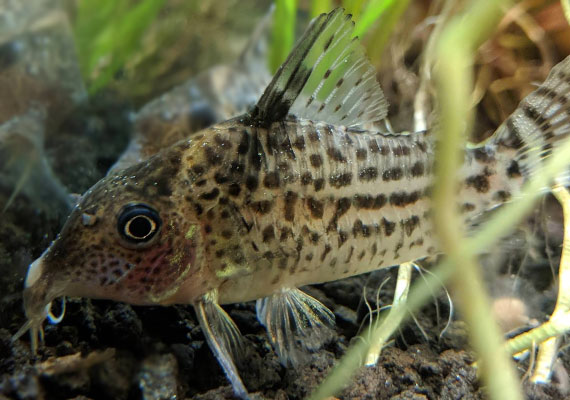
[72,0,408,89]
[74,0,166,93]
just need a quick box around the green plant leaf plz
[269,0,298,73]
[353,0,397,38]
[74,0,166,93]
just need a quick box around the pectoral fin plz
[256,287,335,366]
[194,292,249,399]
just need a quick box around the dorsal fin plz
[249,8,388,128]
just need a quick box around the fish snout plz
[25,256,45,289]
[23,255,55,320]
[13,255,64,352]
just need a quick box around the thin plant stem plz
[353,0,397,38]
[364,0,412,64]
[433,0,522,399]
[269,0,298,73]
[562,0,570,25]
[308,129,570,399]
[505,185,570,359]
[364,262,412,365]
[310,0,332,18]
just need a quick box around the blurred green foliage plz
[310,0,333,18]
[563,0,570,24]
[269,0,298,73]
[74,0,166,94]
[269,0,409,72]
[352,0,397,37]
[72,0,407,93]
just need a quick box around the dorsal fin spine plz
[250,8,390,129]
[250,12,332,126]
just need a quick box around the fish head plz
[21,143,209,347]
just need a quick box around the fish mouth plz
[12,255,65,353]
[25,256,45,289]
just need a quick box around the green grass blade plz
[364,0,411,63]
[342,0,367,20]
[310,0,332,18]
[562,0,570,25]
[269,0,298,73]
[353,0,397,38]
[74,0,166,93]
[433,1,522,399]
[308,131,570,400]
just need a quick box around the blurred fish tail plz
[492,56,570,186]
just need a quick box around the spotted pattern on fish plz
[143,114,534,304]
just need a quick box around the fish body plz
[23,113,526,306]
[17,9,570,399]
[155,118,521,306]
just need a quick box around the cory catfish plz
[15,8,570,399]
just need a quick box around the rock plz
[138,353,178,400]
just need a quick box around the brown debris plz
[37,348,116,376]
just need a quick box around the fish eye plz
[117,204,161,243]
